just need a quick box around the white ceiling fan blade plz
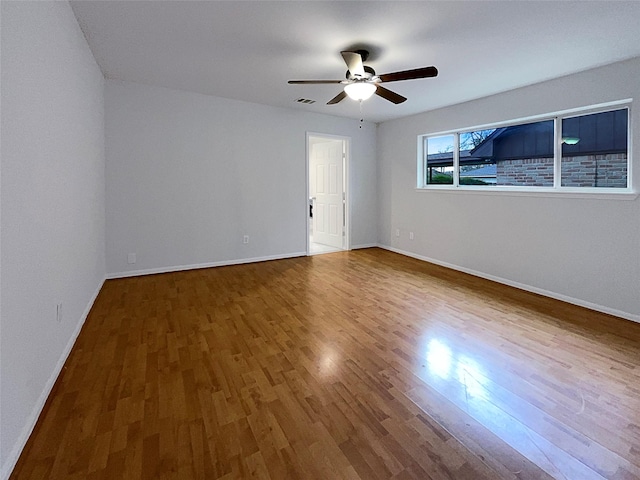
[341,51,365,78]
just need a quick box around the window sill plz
[415,186,638,201]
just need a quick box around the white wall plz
[105,80,377,276]
[378,57,640,321]
[0,2,106,478]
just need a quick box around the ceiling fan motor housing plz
[347,65,376,80]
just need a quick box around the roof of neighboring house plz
[470,110,627,160]
[427,150,488,167]
[469,128,508,158]
[428,109,627,167]
[459,164,496,178]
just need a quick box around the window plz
[419,104,630,191]
[458,129,497,185]
[561,109,628,188]
[425,135,454,185]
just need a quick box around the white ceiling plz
[70,1,640,123]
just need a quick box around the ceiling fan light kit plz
[288,49,438,106]
[344,82,377,101]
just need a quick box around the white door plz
[311,140,344,249]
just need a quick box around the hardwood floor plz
[11,248,640,479]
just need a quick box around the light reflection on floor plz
[418,337,598,479]
[424,338,489,400]
[426,338,452,379]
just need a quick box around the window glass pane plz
[464,120,554,187]
[561,109,628,188]
[459,129,496,185]
[426,135,454,185]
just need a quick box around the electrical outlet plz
[409,232,414,240]
[56,303,63,323]
[127,253,136,264]
[243,235,249,244]
[395,229,400,237]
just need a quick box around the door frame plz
[306,132,350,255]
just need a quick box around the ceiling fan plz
[288,50,438,105]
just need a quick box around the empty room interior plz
[3,1,640,479]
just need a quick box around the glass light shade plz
[562,137,580,145]
[344,82,377,101]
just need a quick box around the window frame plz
[417,100,634,195]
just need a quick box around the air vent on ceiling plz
[295,98,316,104]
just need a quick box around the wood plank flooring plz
[10,248,640,479]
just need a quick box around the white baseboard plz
[378,244,639,324]
[1,279,105,480]
[107,251,308,279]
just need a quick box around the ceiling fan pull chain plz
[359,99,364,128]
